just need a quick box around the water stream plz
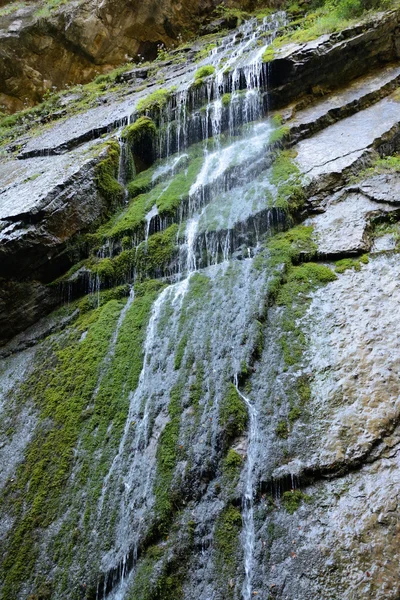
[234,374,260,600]
[92,12,286,599]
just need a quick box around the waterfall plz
[91,13,287,599]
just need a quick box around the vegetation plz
[335,254,369,273]
[122,116,157,145]
[195,43,217,62]
[219,384,248,447]
[214,505,243,598]
[269,125,290,145]
[0,279,165,597]
[91,224,179,282]
[282,489,311,514]
[275,420,289,439]
[154,384,183,534]
[269,151,306,214]
[95,141,124,207]
[262,0,393,62]
[222,448,243,490]
[221,93,232,107]
[129,543,185,600]
[136,87,175,114]
[194,65,216,80]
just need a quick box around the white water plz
[96,12,287,599]
[144,204,158,242]
[234,374,259,600]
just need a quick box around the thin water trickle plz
[97,283,172,516]
[94,286,135,398]
[144,204,158,242]
[234,374,259,600]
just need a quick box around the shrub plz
[194,65,216,80]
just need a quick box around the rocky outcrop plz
[2,8,400,600]
[0,139,123,342]
[267,8,400,107]
[0,0,278,112]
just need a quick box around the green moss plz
[335,254,369,273]
[297,375,311,405]
[77,285,130,312]
[275,263,336,367]
[91,224,178,283]
[288,406,301,423]
[103,193,148,240]
[133,224,179,279]
[269,125,290,145]
[93,257,115,282]
[221,93,232,107]
[174,333,188,370]
[184,272,212,303]
[0,301,122,597]
[127,168,154,198]
[277,263,337,306]
[156,155,204,217]
[222,449,243,491]
[219,383,248,445]
[95,141,124,207]
[129,543,184,600]
[0,280,163,596]
[214,505,242,598]
[189,363,204,415]
[275,420,289,439]
[270,151,305,214]
[262,46,275,63]
[282,489,311,514]
[137,87,175,114]
[195,43,217,62]
[122,116,157,145]
[271,113,283,128]
[153,384,183,534]
[266,225,317,270]
[194,65,216,80]
[259,225,336,436]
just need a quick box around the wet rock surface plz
[0,0,262,111]
[2,9,400,600]
[308,191,397,256]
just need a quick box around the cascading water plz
[87,13,288,599]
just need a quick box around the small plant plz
[194,65,216,81]
[275,420,289,439]
[219,383,248,444]
[136,87,175,113]
[335,254,369,273]
[221,93,231,107]
[288,406,301,423]
[282,489,311,514]
[262,46,275,63]
[155,43,170,62]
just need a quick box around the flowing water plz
[234,375,260,600]
[0,12,291,600]
[93,13,289,599]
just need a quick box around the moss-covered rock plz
[194,65,216,80]
[219,383,248,447]
[214,505,243,598]
[122,116,157,171]
[94,141,125,208]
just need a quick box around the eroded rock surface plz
[1,9,400,600]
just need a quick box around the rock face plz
[2,7,400,600]
[0,0,278,111]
